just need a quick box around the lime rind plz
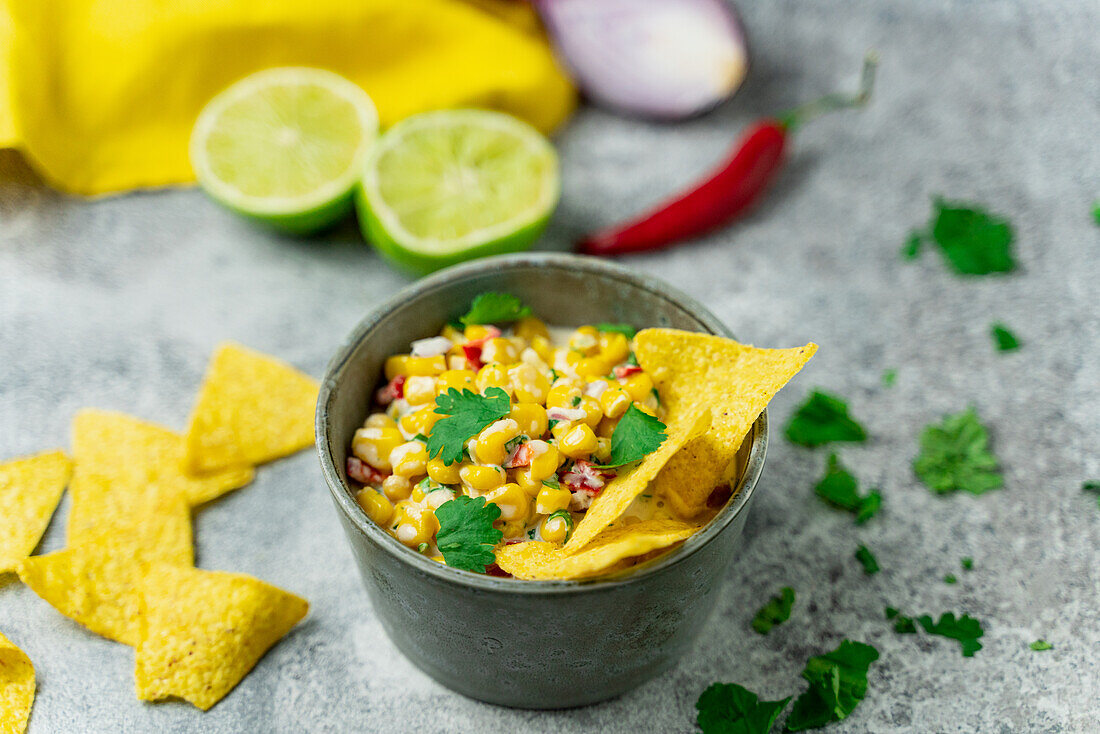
[190,67,378,231]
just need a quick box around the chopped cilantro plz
[459,292,532,325]
[991,323,1021,352]
[571,395,582,407]
[855,545,879,575]
[417,477,432,490]
[433,496,503,573]
[600,404,667,467]
[427,388,511,466]
[504,435,527,454]
[595,323,637,339]
[547,419,560,431]
[786,640,879,731]
[695,682,790,734]
[918,612,984,657]
[1029,640,1053,652]
[814,454,881,524]
[751,587,795,634]
[906,198,1016,275]
[627,351,639,367]
[785,390,867,447]
[651,386,660,404]
[913,408,1002,495]
[542,476,561,489]
[944,574,957,584]
[549,368,561,381]
[527,527,536,539]
[417,542,429,553]
[881,368,897,387]
[1082,481,1100,508]
[961,557,974,570]
[885,607,917,634]
[447,317,465,331]
[412,433,429,443]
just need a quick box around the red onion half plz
[534,0,749,120]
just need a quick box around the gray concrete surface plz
[2,0,1098,731]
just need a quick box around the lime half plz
[190,67,378,234]
[357,109,559,273]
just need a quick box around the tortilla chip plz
[565,408,711,553]
[496,519,699,580]
[67,411,252,538]
[636,329,816,518]
[0,450,70,574]
[20,494,193,646]
[183,343,319,474]
[0,630,35,734]
[135,563,308,710]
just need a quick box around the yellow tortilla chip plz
[0,450,70,574]
[67,411,252,539]
[496,519,699,580]
[20,494,193,646]
[183,343,319,474]
[0,630,35,734]
[565,408,711,553]
[636,329,816,518]
[135,563,309,710]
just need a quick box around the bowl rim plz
[315,252,768,594]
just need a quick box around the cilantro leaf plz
[1082,481,1100,508]
[600,404,667,467]
[961,557,974,570]
[696,682,791,734]
[1029,640,1052,652]
[785,391,867,447]
[814,454,881,524]
[854,545,879,575]
[751,587,795,635]
[427,388,512,466]
[881,368,897,387]
[1093,201,1100,226]
[786,640,879,731]
[596,323,637,339]
[913,408,1003,495]
[906,198,1017,275]
[918,612,984,657]
[434,496,503,573]
[991,323,1021,352]
[459,292,532,325]
[944,574,957,584]
[885,607,917,634]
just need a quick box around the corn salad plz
[346,318,659,562]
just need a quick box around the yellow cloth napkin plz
[0,0,574,195]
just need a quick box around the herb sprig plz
[427,388,511,466]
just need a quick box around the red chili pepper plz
[375,374,406,405]
[461,343,484,371]
[346,456,387,486]
[578,54,877,257]
[613,364,644,379]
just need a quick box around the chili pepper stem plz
[778,51,879,132]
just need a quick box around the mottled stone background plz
[1,0,1098,731]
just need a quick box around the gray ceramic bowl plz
[316,253,768,709]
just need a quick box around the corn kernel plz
[540,511,573,543]
[527,440,560,480]
[535,486,572,515]
[500,519,528,538]
[425,487,456,509]
[575,356,612,379]
[514,317,549,342]
[352,426,404,471]
[384,355,410,380]
[399,406,441,437]
[390,441,428,478]
[509,403,548,437]
[405,355,447,376]
[550,421,573,444]
[476,363,513,396]
[474,418,520,466]
[596,415,619,438]
[594,437,612,463]
[404,375,437,406]
[530,335,553,361]
[464,325,494,341]
[447,354,471,371]
[597,332,631,365]
[364,413,396,430]
[426,457,461,485]
[460,464,506,493]
[357,489,393,525]
[577,395,602,428]
[546,383,581,409]
[621,372,655,403]
[382,474,412,502]
[509,363,550,405]
[410,485,426,503]
[514,467,542,495]
[393,506,439,547]
[440,324,464,342]
[485,483,530,522]
[599,384,632,418]
[436,369,476,395]
[568,326,600,355]
[558,423,598,459]
[481,337,520,365]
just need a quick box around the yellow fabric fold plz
[1,0,574,194]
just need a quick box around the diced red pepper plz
[561,460,608,495]
[504,442,533,469]
[613,364,643,379]
[461,344,484,372]
[347,456,387,485]
[375,375,406,405]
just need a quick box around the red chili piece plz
[613,364,644,379]
[347,456,387,485]
[578,54,877,256]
